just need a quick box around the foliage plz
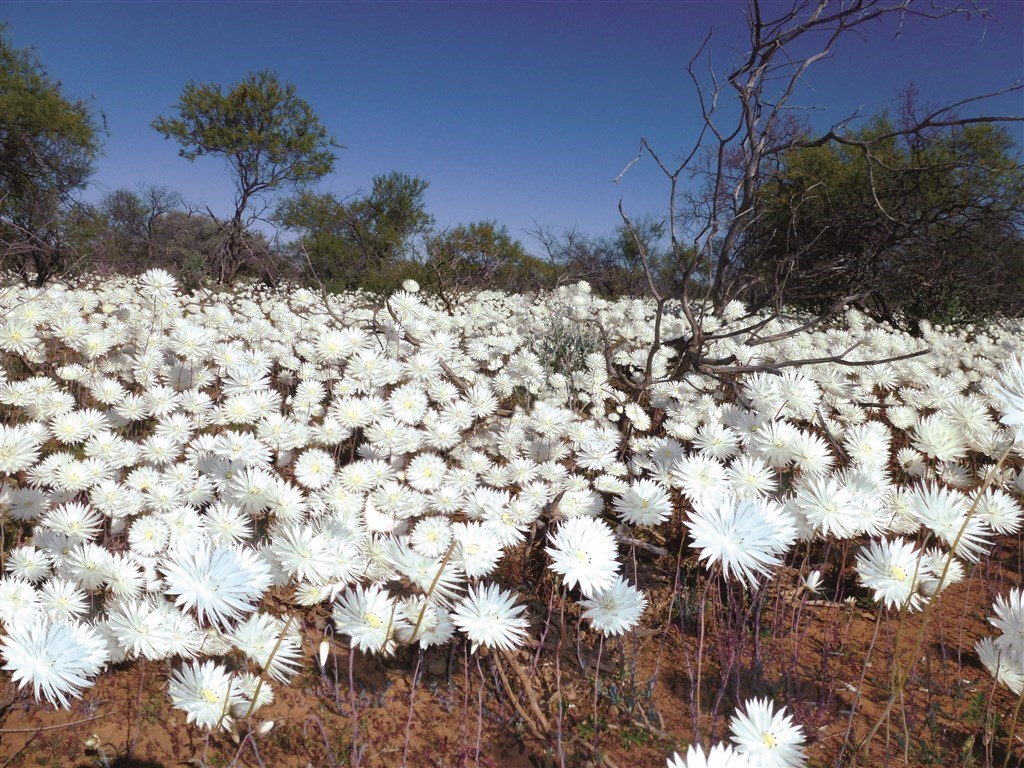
[177,249,209,291]
[0,28,101,284]
[424,220,551,306]
[615,1,1023,393]
[147,210,223,278]
[152,69,338,283]
[743,113,1024,325]
[537,316,600,379]
[275,172,432,293]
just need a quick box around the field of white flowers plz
[0,270,1022,768]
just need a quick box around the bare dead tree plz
[139,184,183,263]
[527,224,598,290]
[615,0,1023,394]
[527,222,668,297]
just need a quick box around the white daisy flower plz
[5,546,53,583]
[105,597,175,660]
[293,448,336,490]
[580,576,647,636]
[395,596,455,647]
[0,576,42,626]
[976,636,1024,694]
[1,617,108,707]
[667,744,752,767]
[168,659,245,730]
[454,521,504,579]
[332,584,402,655]
[671,455,729,508]
[907,482,991,563]
[911,413,968,462]
[546,516,619,598]
[989,354,1024,447]
[230,672,276,718]
[411,516,455,559]
[729,696,806,768]
[855,537,929,611]
[128,514,172,557]
[990,588,1024,657]
[623,402,652,431]
[231,612,303,683]
[160,543,272,629]
[612,479,673,527]
[451,582,528,653]
[686,494,795,588]
[37,578,88,622]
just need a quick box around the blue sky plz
[3,1,1022,248]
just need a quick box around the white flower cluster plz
[0,270,1021,748]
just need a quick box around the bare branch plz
[701,346,930,376]
[619,0,1019,381]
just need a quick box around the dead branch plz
[610,0,1022,383]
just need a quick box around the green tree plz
[743,114,1024,324]
[275,171,432,292]
[425,220,547,307]
[0,29,101,284]
[612,217,680,296]
[362,172,432,265]
[152,69,338,283]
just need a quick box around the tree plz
[99,184,184,270]
[152,69,339,283]
[611,217,681,296]
[354,171,432,269]
[152,209,225,288]
[528,219,681,298]
[0,29,101,284]
[275,172,432,292]
[614,0,1023,389]
[425,220,547,308]
[744,114,1024,324]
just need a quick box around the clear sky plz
[2,0,1022,248]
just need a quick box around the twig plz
[1,711,109,733]
[496,648,551,734]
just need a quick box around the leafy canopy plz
[0,28,101,282]
[275,172,432,292]
[0,30,99,225]
[153,69,338,283]
[744,113,1024,324]
[152,69,338,203]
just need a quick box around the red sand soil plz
[3,538,1023,768]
